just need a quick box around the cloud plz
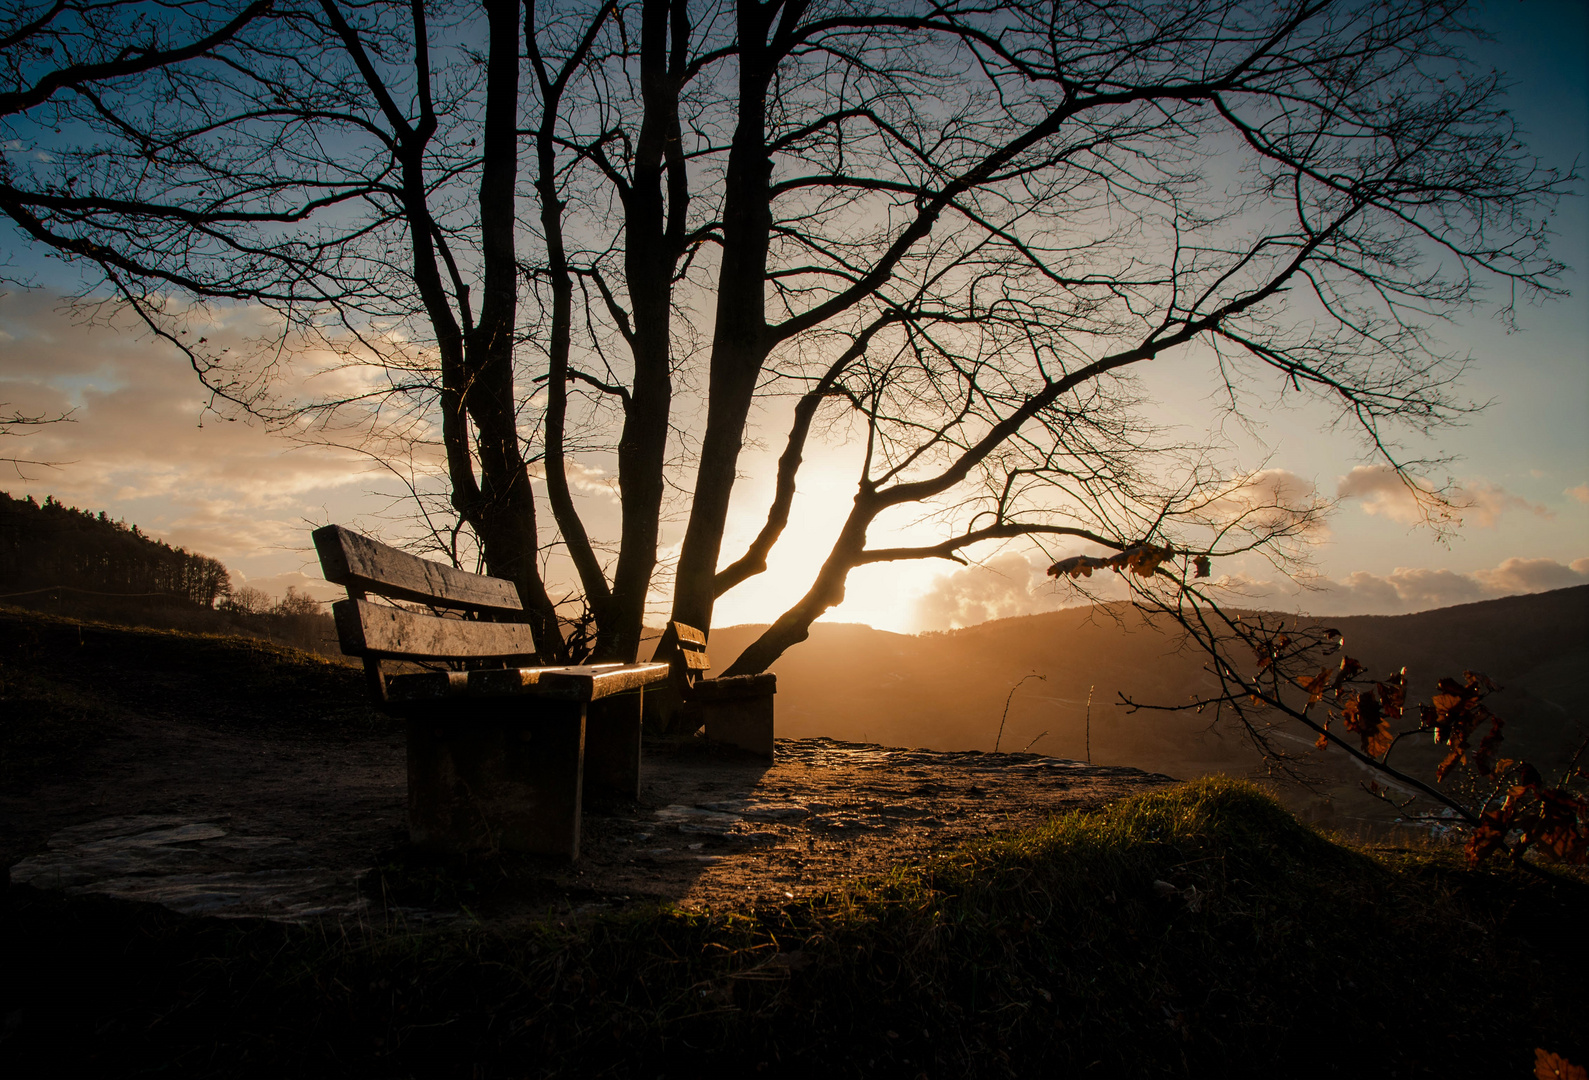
[0,290,381,562]
[910,549,1589,626]
[1336,465,1425,523]
[528,459,619,500]
[1472,556,1589,594]
[1567,484,1589,505]
[1320,570,1405,611]
[1336,465,1551,528]
[1224,467,1317,507]
[913,552,1049,629]
[1357,567,1488,610]
[1457,482,1552,527]
[235,570,345,604]
[1300,555,1589,615]
[1197,467,1324,530]
[912,550,1124,630]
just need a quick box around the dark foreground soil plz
[2,611,1586,1079]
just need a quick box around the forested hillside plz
[0,493,337,652]
[0,492,230,608]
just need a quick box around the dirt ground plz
[3,708,1173,924]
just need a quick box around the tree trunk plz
[598,0,680,663]
[530,4,613,646]
[668,7,776,637]
[467,0,562,657]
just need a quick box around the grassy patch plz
[0,665,124,786]
[0,606,390,786]
[0,613,130,785]
[4,778,1583,1077]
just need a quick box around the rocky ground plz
[5,711,1172,923]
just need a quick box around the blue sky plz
[2,0,1585,631]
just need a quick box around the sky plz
[2,0,1586,633]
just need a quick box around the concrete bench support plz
[585,690,645,801]
[405,701,586,859]
[694,673,778,759]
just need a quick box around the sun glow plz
[704,438,944,633]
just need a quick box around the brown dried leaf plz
[1113,543,1172,577]
[1531,817,1588,863]
[1465,812,1510,867]
[1331,656,1365,693]
[1376,669,1406,721]
[1535,1048,1589,1080]
[1472,712,1506,777]
[1527,790,1589,864]
[1295,669,1331,706]
[1256,633,1291,672]
[1341,690,1392,757]
[1425,672,1502,776]
[1046,555,1105,579]
[1465,670,1501,694]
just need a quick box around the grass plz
[0,605,388,784]
[5,778,1584,1078]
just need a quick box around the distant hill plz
[702,586,1589,817]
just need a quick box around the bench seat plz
[384,662,669,705]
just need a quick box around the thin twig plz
[995,673,1046,753]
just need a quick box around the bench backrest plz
[316,527,720,707]
[314,525,522,614]
[313,525,538,667]
[660,620,710,690]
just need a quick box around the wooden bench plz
[659,621,778,758]
[313,525,668,860]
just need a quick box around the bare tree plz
[0,0,274,291]
[0,0,1570,678]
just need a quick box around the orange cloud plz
[1335,465,1550,528]
[1302,556,1589,615]
[0,290,377,564]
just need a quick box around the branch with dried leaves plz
[1116,584,1588,869]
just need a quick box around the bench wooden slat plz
[384,665,605,704]
[670,621,707,647]
[677,648,711,671]
[539,663,672,702]
[385,663,670,704]
[332,598,538,661]
[314,525,523,614]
